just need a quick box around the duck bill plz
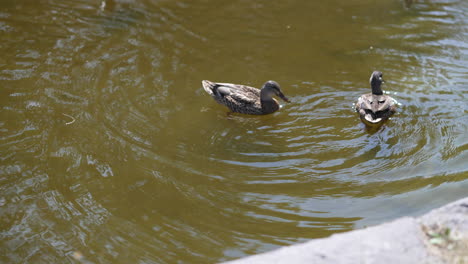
[278,92,290,103]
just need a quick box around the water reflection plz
[0,0,467,263]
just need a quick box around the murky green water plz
[1,0,467,263]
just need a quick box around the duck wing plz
[203,81,259,103]
[356,94,395,113]
[356,93,374,111]
[356,93,397,123]
[226,85,259,105]
[374,95,396,112]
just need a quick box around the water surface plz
[1,0,467,263]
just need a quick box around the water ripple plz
[0,0,467,263]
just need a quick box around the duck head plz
[261,80,290,102]
[370,71,385,95]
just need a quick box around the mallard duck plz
[355,71,397,124]
[202,80,290,115]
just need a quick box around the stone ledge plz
[223,197,468,264]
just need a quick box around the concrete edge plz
[222,197,468,264]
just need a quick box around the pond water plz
[1,0,467,263]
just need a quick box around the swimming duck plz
[202,80,290,115]
[355,71,397,124]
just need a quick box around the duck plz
[355,71,397,125]
[202,80,290,115]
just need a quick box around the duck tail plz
[202,80,216,96]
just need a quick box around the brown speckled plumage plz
[355,71,397,125]
[202,80,290,115]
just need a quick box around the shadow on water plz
[0,0,467,263]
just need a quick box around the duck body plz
[355,71,397,125]
[356,93,396,124]
[202,80,289,115]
